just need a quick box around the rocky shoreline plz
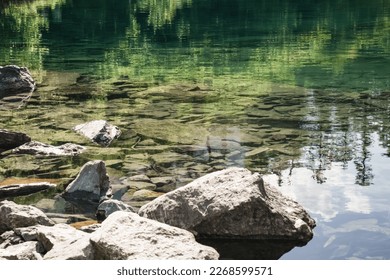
[1,65,316,259]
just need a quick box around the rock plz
[121,174,157,191]
[90,211,219,260]
[0,200,55,234]
[0,129,31,152]
[0,182,56,199]
[130,189,164,201]
[12,141,85,156]
[96,199,136,222]
[63,160,111,203]
[139,167,316,243]
[14,223,88,252]
[0,241,43,260]
[73,120,121,147]
[79,223,101,233]
[43,235,94,260]
[0,65,35,95]
[0,230,23,249]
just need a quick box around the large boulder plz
[0,200,54,234]
[139,167,316,243]
[90,211,219,260]
[73,120,121,147]
[12,141,85,156]
[0,129,31,152]
[63,160,111,203]
[0,65,35,95]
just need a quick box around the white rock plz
[73,120,121,146]
[90,211,219,259]
[0,241,42,260]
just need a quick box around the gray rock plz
[0,241,42,260]
[43,235,94,260]
[90,211,219,260]
[12,141,85,156]
[0,129,31,152]
[139,167,316,243]
[63,160,111,203]
[0,230,23,249]
[14,223,88,252]
[0,200,54,234]
[73,120,121,147]
[0,65,35,95]
[0,182,56,199]
[96,198,136,222]
[79,223,101,233]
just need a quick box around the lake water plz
[1,0,390,259]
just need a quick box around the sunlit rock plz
[0,200,55,235]
[0,182,56,199]
[96,198,136,222]
[73,120,121,147]
[139,167,316,243]
[90,211,219,260]
[63,160,111,203]
[0,241,43,260]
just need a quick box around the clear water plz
[1,0,390,259]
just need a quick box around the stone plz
[12,141,85,156]
[96,198,136,222]
[130,189,164,201]
[0,65,35,95]
[0,241,42,260]
[121,174,157,190]
[63,160,111,203]
[139,167,316,243]
[0,200,55,234]
[90,211,219,260]
[0,182,56,199]
[73,120,121,147]
[43,235,94,260]
[0,230,23,249]
[14,223,88,252]
[79,223,101,233]
[0,129,31,152]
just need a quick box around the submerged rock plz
[63,160,111,203]
[0,182,56,199]
[139,167,316,243]
[73,120,121,147]
[12,141,85,156]
[0,200,55,234]
[90,211,219,260]
[0,65,35,95]
[0,129,31,152]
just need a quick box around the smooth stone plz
[130,189,164,201]
[90,211,219,260]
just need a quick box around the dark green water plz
[1,0,390,259]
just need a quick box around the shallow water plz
[1,0,390,259]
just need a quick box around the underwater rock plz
[0,65,35,95]
[0,182,56,199]
[90,211,219,260]
[0,200,55,234]
[0,129,31,152]
[12,141,85,156]
[73,120,121,147]
[139,167,316,243]
[63,160,111,203]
